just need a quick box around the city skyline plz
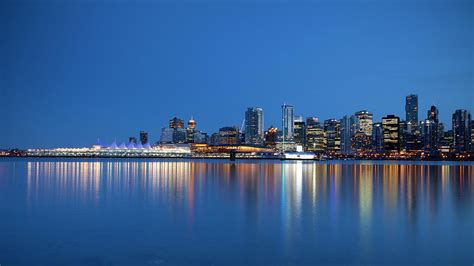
[1,93,473,149]
[2,1,473,148]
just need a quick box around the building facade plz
[324,119,341,154]
[244,107,264,145]
[219,126,241,145]
[382,115,400,153]
[281,104,294,141]
[139,131,148,145]
[293,115,306,146]
[452,109,471,153]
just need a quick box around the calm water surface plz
[0,158,473,265]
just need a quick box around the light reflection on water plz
[1,159,473,265]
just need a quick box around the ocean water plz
[0,158,473,265]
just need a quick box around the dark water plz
[0,158,473,265]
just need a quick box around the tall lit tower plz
[382,115,400,153]
[188,117,196,129]
[355,110,373,136]
[244,107,264,145]
[452,109,471,153]
[139,131,148,145]
[405,94,418,131]
[282,104,294,141]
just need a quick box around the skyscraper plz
[169,117,184,129]
[372,122,384,153]
[281,104,294,141]
[340,115,359,154]
[186,117,196,143]
[452,109,471,153]
[293,115,306,146]
[382,115,400,153]
[244,107,264,145]
[324,119,341,153]
[264,126,278,148]
[355,110,373,136]
[305,117,325,153]
[422,105,440,153]
[405,94,418,130]
[139,131,148,145]
[471,120,474,152]
[188,117,196,130]
[129,137,137,144]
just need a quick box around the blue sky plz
[1,0,473,148]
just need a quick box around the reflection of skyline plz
[24,160,473,231]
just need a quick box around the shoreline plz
[1,155,473,162]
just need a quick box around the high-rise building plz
[382,115,400,153]
[422,105,440,154]
[244,107,264,145]
[160,128,174,143]
[282,104,294,141]
[452,110,471,153]
[293,115,306,146]
[264,126,278,148]
[398,121,407,152]
[405,94,418,130]
[193,131,208,144]
[305,117,325,153]
[186,117,196,143]
[188,117,196,130]
[169,117,184,129]
[340,115,359,154]
[209,133,220,146]
[219,126,241,145]
[129,137,137,144]
[353,111,373,153]
[324,119,341,153]
[439,130,453,154]
[471,120,474,152]
[139,131,148,145]
[355,110,373,136]
[372,122,384,153]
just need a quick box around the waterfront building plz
[405,94,419,131]
[305,117,325,153]
[169,117,184,129]
[472,120,474,152]
[186,117,196,143]
[219,126,241,145]
[139,131,148,145]
[324,119,341,153]
[372,122,384,153]
[398,121,407,153]
[355,110,373,136]
[439,130,453,154]
[293,115,306,146]
[264,126,278,148]
[353,111,373,153]
[421,106,440,154]
[244,107,264,145]
[382,115,400,153]
[340,115,359,154]
[160,128,174,143]
[193,131,208,144]
[129,137,137,144]
[282,104,294,141]
[452,109,472,153]
[209,133,220,146]
[160,127,187,144]
[173,128,187,144]
[188,117,196,130]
